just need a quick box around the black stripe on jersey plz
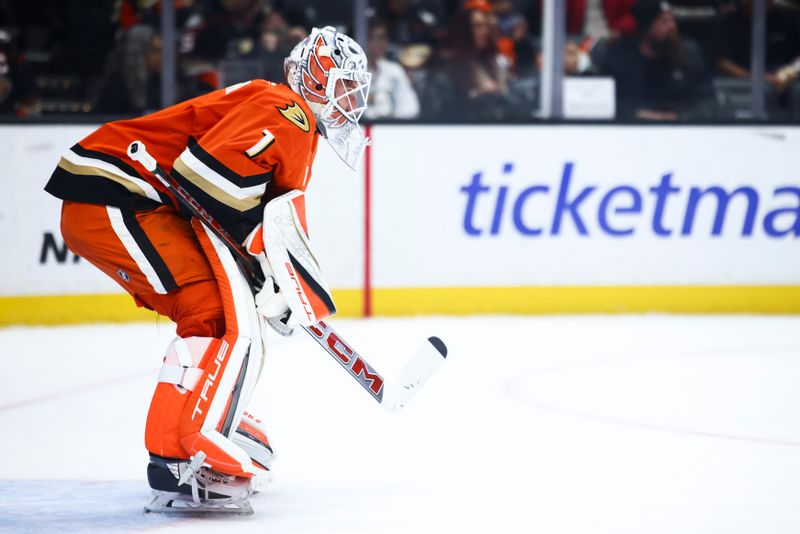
[71,144,146,181]
[171,165,265,244]
[44,167,163,211]
[187,136,273,187]
[120,210,179,292]
[287,250,336,316]
[69,144,173,206]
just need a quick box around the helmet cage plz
[308,68,371,129]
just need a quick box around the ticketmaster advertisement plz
[1,124,798,316]
[370,125,800,287]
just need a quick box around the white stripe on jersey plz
[106,207,167,294]
[179,148,268,200]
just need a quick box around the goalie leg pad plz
[178,220,266,477]
[145,334,255,477]
[145,220,265,478]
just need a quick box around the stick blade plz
[428,336,448,358]
[382,337,448,413]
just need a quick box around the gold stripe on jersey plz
[57,157,153,199]
[173,156,262,212]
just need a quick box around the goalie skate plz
[144,453,254,515]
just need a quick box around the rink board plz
[1,123,798,324]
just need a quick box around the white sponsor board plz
[0,125,116,296]
[0,125,362,296]
[371,126,800,287]
[1,124,798,299]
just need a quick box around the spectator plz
[0,44,10,111]
[493,0,526,40]
[564,40,596,75]
[253,11,307,83]
[535,38,597,76]
[365,20,421,119]
[94,25,163,114]
[188,0,269,62]
[492,0,536,77]
[0,29,37,115]
[376,0,440,47]
[598,0,715,120]
[603,0,638,37]
[714,0,800,96]
[429,0,519,120]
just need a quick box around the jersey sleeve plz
[170,89,318,243]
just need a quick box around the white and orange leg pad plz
[145,220,265,479]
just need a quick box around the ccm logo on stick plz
[308,322,385,395]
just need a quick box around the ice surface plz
[1,315,799,534]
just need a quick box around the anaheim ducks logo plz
[277,101,310,132]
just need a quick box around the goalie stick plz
[127,140,446,412]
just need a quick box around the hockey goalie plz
[43,27,370,514]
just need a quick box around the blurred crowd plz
[0,0,798,121]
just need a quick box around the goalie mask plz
[284,26,371,170]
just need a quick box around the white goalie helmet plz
[284,26,371,170]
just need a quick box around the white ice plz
[1,315,799,534]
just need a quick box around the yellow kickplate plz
[371,286,800,315]
[0,289,365,326]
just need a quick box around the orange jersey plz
[46,80,320,242]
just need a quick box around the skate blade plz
[144,491,254,516]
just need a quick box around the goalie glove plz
[244,190,336,335]
[245,229,295,336]
[256,278,295,337]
